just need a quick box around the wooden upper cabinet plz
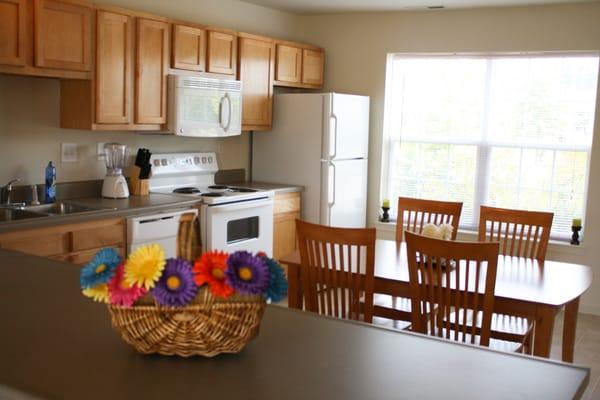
[135,17,169,125]
[207,29,236,75]
[0,0,27,66]
[302,48,324,87]
[275,44,301,84]
[34,0,92,71]
[238,34,274,131]
[96,10,133,124]
[172,23,205,71]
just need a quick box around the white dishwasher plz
[127,209,198,259]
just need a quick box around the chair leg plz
[523,331,533,355]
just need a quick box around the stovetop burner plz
[201,192,224,197]
[228,187,258,193]
[208,185,229,190]
[173,187,201,194]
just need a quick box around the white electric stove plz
[149,152,274,255]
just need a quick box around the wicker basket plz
[108,288,266,357]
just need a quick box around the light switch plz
[61,143,78,163]
[97,142,106,161]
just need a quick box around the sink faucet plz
[1,178,22,206]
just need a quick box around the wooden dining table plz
[281,239,593,362]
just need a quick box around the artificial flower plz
[82,283,109,303]
[193,251,234,298]
[107,263,147,307]
[152,258,197,307]
[80,248,121,289]
[226,251,269,295]
[262,256,288,303]
[124,244,166,290]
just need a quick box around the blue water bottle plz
[45,161,56,203]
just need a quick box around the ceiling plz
[240,0,598,15]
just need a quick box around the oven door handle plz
[209,198,273,213]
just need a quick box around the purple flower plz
[152,258,197,307]
[226,251,269,295]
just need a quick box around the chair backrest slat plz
[405,231,499,348]
[396,197,463,242]
[478,206,553,262]
[296,219,376,323]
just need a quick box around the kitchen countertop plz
[0,249,590,400]
[0,193,200,234]
[226,181,303,194]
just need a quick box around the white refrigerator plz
[252,93,369,227]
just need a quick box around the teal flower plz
[262,256,288,303]
[80,248,121,289]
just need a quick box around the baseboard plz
[580,303,600,316]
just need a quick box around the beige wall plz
[297,3,600,313]
[0,0,302,185]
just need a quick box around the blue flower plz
[263,256,288,303]
[80,248,121,289]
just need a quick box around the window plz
[382,53,599,239]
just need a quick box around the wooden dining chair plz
[396,197,463,242]
[405,231,522,352]
[296,219,376,323]
[478,205,553,353]
[374,197,463,328]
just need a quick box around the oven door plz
[204,198,274,256]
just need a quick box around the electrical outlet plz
[61,143,78,163]
[97,142,106,161]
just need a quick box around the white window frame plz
[380,51,599,240]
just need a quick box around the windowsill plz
[374,220,586,258]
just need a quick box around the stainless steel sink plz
[25,202,109,215]
[0,208,47,222]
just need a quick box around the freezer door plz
[322,93,370,161]
[320,158,368,228]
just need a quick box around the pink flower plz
[108,263,147,307]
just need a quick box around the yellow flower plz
[82,284,109,303]
[124,244,166,290]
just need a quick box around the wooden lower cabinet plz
[0,217,126,265]
[273,192,301,260]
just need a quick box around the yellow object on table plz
[572,218,582,227]
[382,199,390,208]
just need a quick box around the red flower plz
[193,251,234,298]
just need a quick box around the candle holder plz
[571,226,582,245]
[381,206,390,223]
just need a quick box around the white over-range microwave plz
[166,75,242,137]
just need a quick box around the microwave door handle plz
[219,95,226,128]
[224,93,232,132]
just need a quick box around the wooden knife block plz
[129,166,149,196]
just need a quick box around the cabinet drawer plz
[1,232,67,256]
[68,246,125,265]
[274,192,301,214]
[71,221,125,252]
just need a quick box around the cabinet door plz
[275,44,301,84]
[238,36,274,130]
[207,30,236,75]
[96,10,132,124]
[0,0,27,66]
[34,0,92,71]
[273,211,299,260]
[302,48,324,87]
[172,24,205,71]
[135,18,169,125]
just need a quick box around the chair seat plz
[374,294,412,311]
[446,310,534,343]
[427,328,522,353]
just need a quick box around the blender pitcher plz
[102,143,130,199]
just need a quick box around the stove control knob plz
[194,156,201,165]
[161,159,168,166]
[208,156,214,163]
[202,157,207,164]
[153,159,161,167]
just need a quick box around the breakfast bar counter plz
[0,250,590,400]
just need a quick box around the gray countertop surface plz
[0,249,590,400]
[0,193,200,233]
[227,181,303,194]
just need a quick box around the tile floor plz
[551,312,600,400]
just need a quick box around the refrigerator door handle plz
[330,113,338,159]
[328,162,336,225]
